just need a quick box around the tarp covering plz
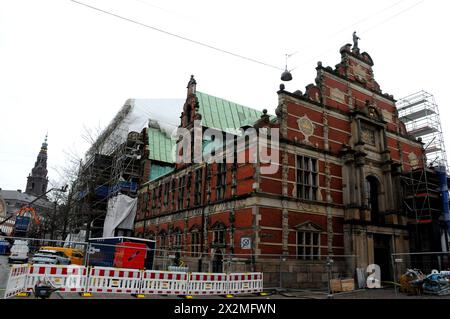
[103,194,137,238]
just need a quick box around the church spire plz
[25,134,49,197]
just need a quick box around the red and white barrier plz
[187,272,228,295]
[4,264,29,299]
[140,270,188,295]
[25,265,88,293]
[87,267,142,294]
[4,263,264,298]
[227,273,263,294]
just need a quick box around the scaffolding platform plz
[397,90,447,170]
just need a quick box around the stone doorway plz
[212,250,223,273]
[373,234,392,281]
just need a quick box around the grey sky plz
[0,0,449,190]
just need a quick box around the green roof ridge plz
[195,91,264,131]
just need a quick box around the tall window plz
[158,233,167,256]
[366,176,381,224]
[173,229,183,249]
[171,179,176,209]
[163,182,169,208]
[178,176,185,210]
[156,185,162,209]
[296,156,318,201]
[143,192,149,216]
[186,173,192,208]
[194,169,203,206]
[191,231,201,257]
[213,225,226,246]
[297,231,320,260]
[151,188,156,209]
[216,163,227,200]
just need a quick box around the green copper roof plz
[148,127,175,163]
[195,91,264,132]
[150,163,174,181]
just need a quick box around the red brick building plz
[134,41,425,286]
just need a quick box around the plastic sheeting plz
[103,194,137,238]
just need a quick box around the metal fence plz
[0,236,360,298]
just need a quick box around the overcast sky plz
[1,0,449,191]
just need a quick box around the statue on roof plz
[352,31,360,53]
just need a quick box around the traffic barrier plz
[140,270,188,295]
[227,273,263,295]
[4,263,264,298]
[187,272,228,295]
[4,264,29,299]
[25,264,88,293]
[87,267,142,294]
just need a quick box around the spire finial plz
[41,132,48,151]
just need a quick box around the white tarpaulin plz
[103,194,137,238]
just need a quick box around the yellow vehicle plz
[39,246,85,265]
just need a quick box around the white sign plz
[240,237,251,249]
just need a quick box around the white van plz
[8,240,29,263]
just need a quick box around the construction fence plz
[0,236,361,297]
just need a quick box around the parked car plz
[8,240,29,264]
[31,252,58,265]
[31,250,71,265]
[39,246,84,265]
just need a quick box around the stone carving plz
[330,87,345,103]
[408,152,420,168]
[353,64,367,82]
[297,115,315,142]
[361,126,376,145]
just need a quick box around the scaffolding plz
[109,131,143,198]
[397,91,449,228]
[397,91,447,170]
[73,101,146,237]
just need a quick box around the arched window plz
[366,176,382,224]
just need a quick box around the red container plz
[113,242,147,269]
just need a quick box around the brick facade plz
[134,41,425,286]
